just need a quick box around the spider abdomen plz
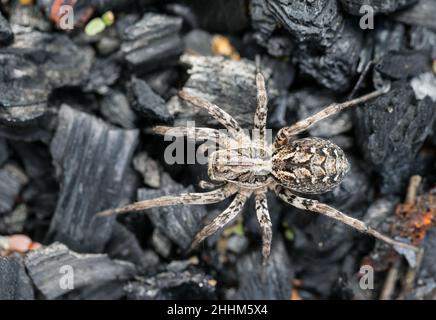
[272,137,349,194]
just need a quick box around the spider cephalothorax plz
[98,58,418,263]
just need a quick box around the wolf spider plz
[99,58,418,263]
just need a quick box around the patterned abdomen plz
[272,137,349,194]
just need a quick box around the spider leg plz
[97,184,237,217]
[273,184,419,252]
[255,189,272,265]
[273,88,388,148]
[191,191,251,248]
[253,56,268,148]
[152,126,225,144]
[179,91,244,139]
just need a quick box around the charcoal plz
[137,173,208,251]
[226,235,249,254]
[24,242,135,299]
[339,0,418,16]
[83,57,121,95]
[189,0,249,33]
[120,13,183,72]
[250,0,279,43]
[0,11,13,45]
[9,0,51,32]
[100,90,138,129]
[48,105,139,253]
[169,54,278,129]
[125,269,216,300]
[354,81,436,194]
[253,0,363,91]
[127,77,173,124]
[143,68,179,100]
[0,138,8,165]
[394,0,436,30]
[12,142,53,179]
[413,229,436,297]
[0,204,28,234]
[184,30,213,56]
[64,280,127,300]
[152,229,172,258]
[96,35,121,56]
[410,26,436,58]
[297,20,363,92]
[0,31,93,141]
[0,163,28,215]
[410,72,436,102]
[0,255,34,300]
[236,236,293,300]
[105,222,150,272]
[266,0,343,47]
[133,151,161,188]
[265,36,294,58]
[375,50,431,80]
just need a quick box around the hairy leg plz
[179,91,244,139]
[273,184,418,252]
[97,184,238,217]
[152,126,222,142]
[253,56,268,148]
[192,191,251,247]
[255,190,272,265]
[273,88,388,148]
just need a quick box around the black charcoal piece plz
[152,229,173,258]
[24,242,135,299]
[84,57,121,95]
[0,11,13,45]
[137,173,207,251]
[9,0,51,32]
[0,164,28,215]
[339,0,418,15]
[64,280,127,300]
[236,236,294,300]
[0,31,93,141]
[411,72,436,102]
[105,222,150,272]
[184,30,213,56]
[133,152,161,188]
[253,0,362,91]
[250,0,277,43]
[0,138,8,165]
[297,21,363,92]
[189,0,249,32]
[375,50,431,80]
[170,54,277,129]
[100,90,138,129]
[266,0,343,47]
[0,204,28,234]
[354,81,436,194]
[125,269,216,300]
[48,105,139,253]
[121,13,183,72]
[12,142,53,179]
[394,0,436,30]
[127,77,173,124]
[410,26,436,58]
[0,255,34,300]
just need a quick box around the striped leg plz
[253,56,268,149]
[273,184,419,252]
[192,191,251,247]
[273,89,387,149]
[97,184,237,216]
[255,190,272,265]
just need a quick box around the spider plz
[98,58,418,264]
